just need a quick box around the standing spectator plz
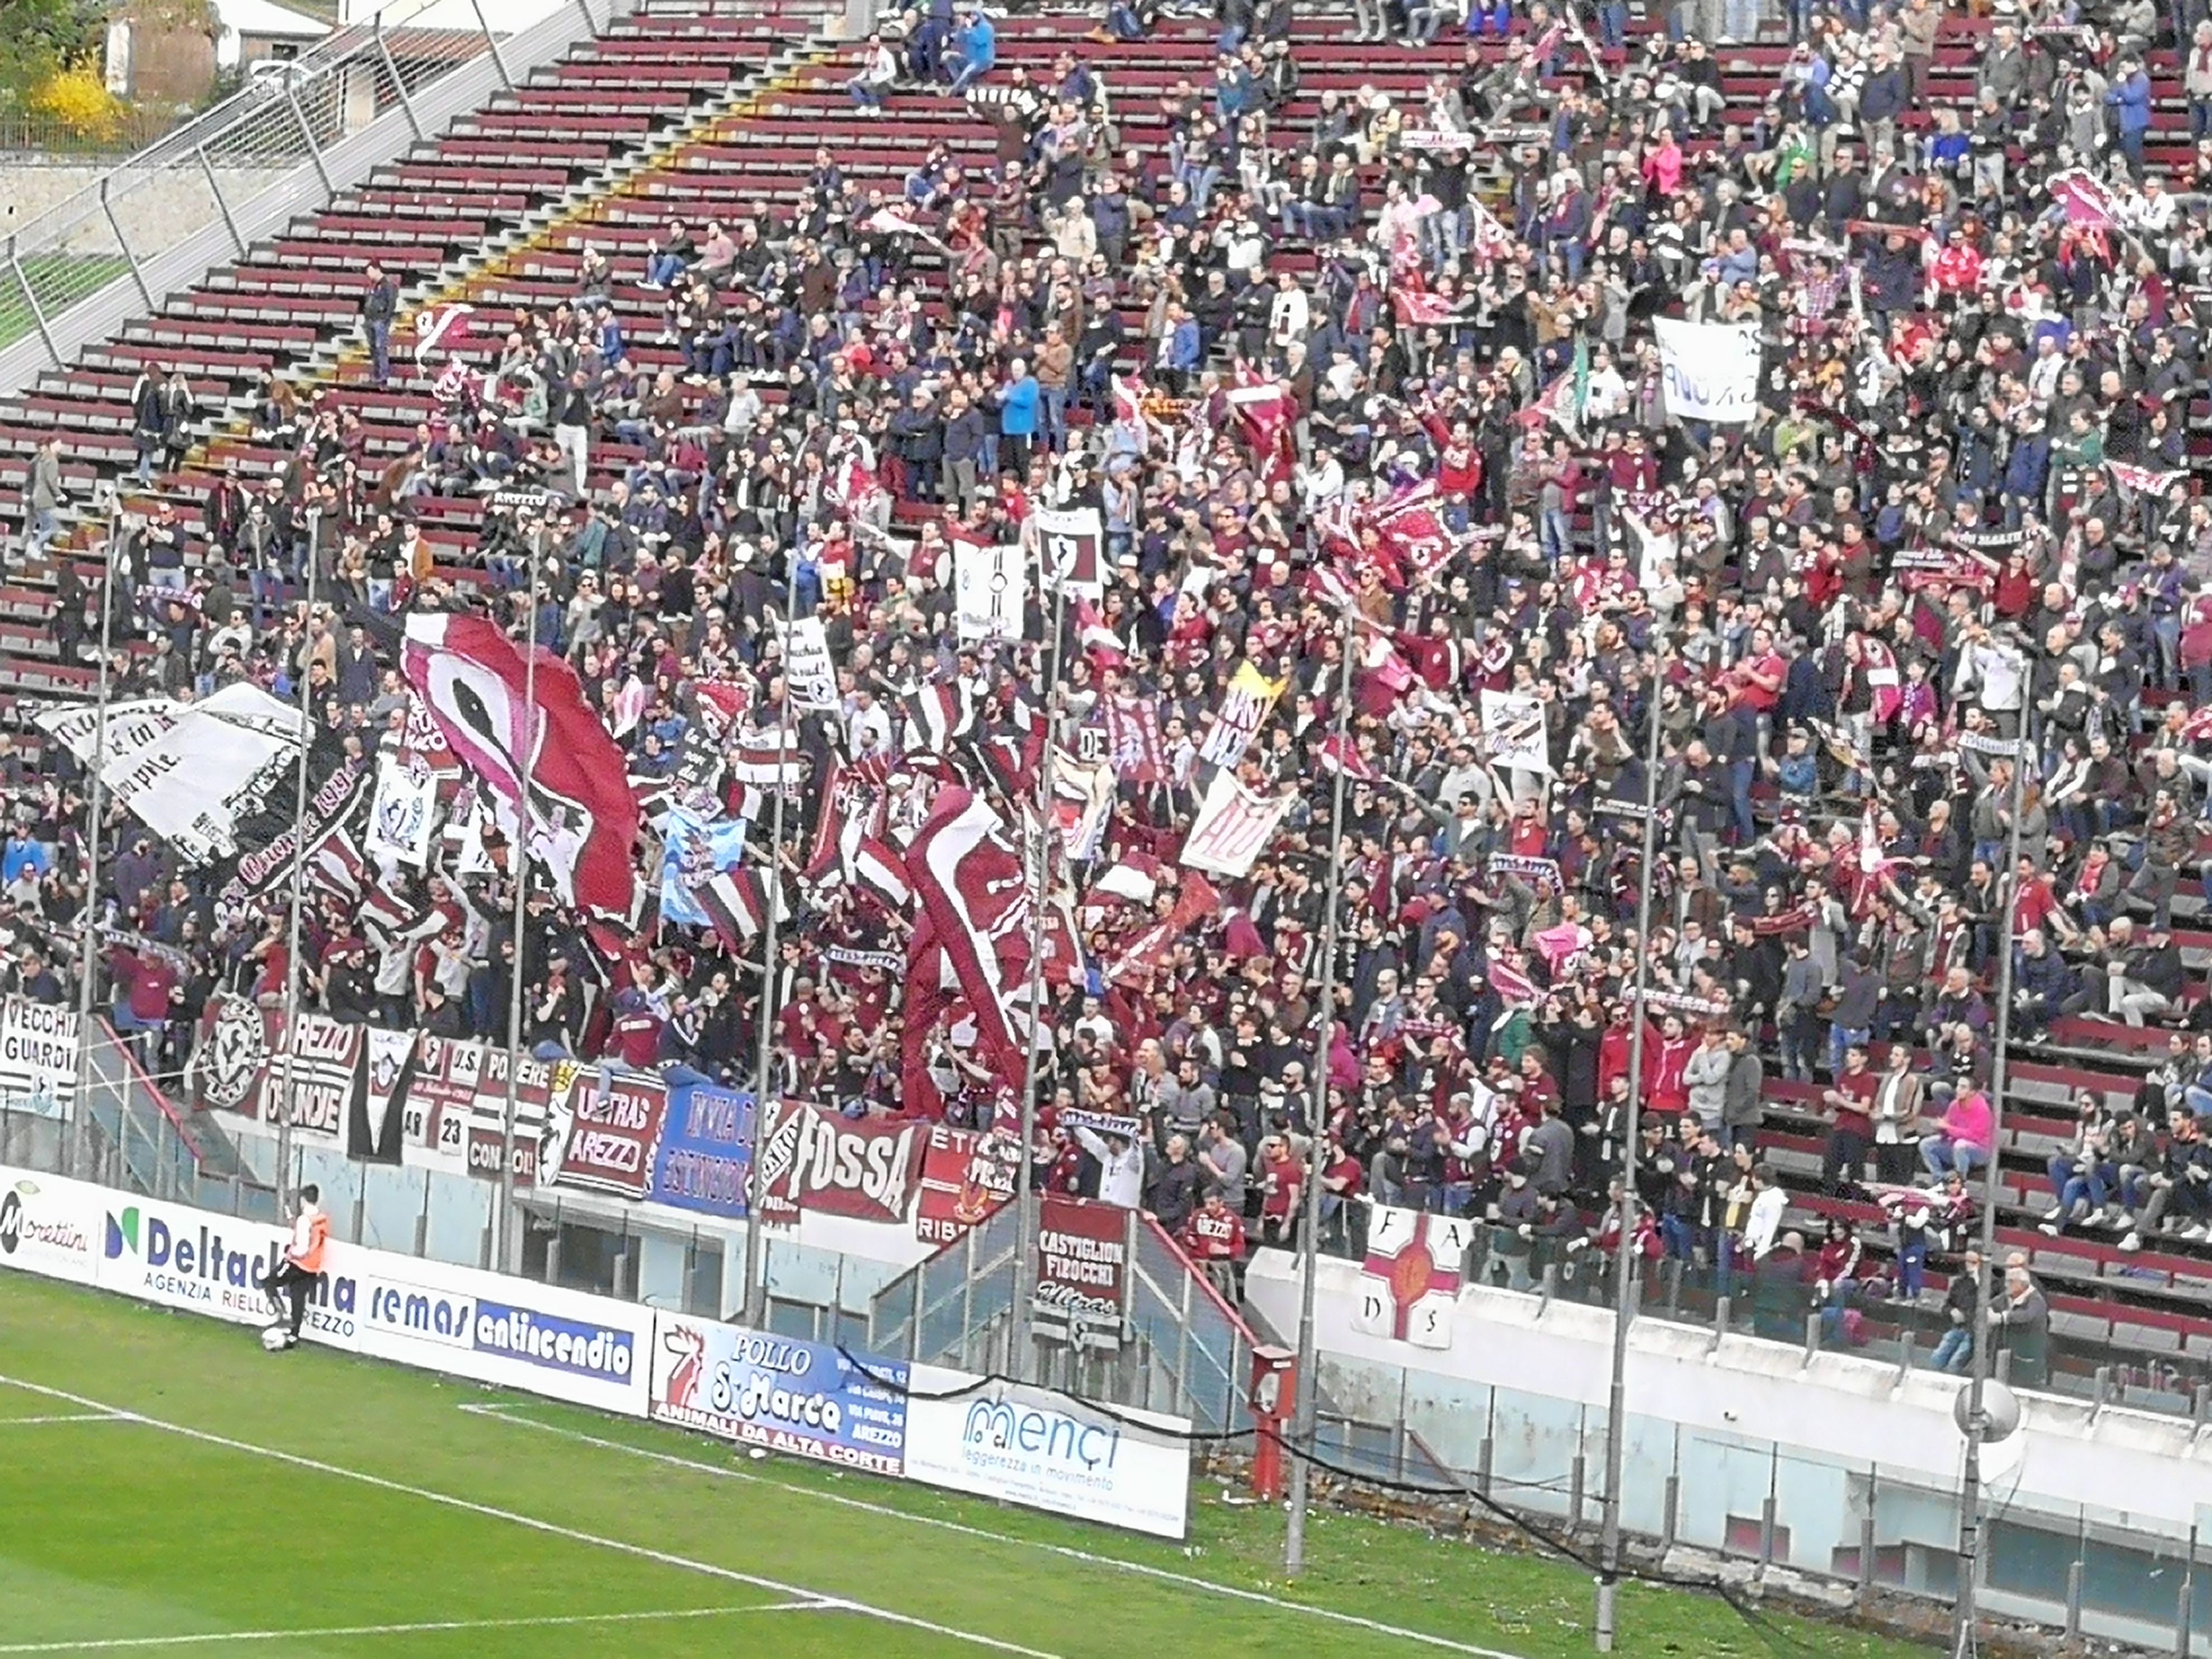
[22,435,62,560]
[1986,1255,2051,1388]
[1820,1043,1877,1195]
[361,262,399,386]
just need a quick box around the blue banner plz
[647,1079,753,1220]
[648,1317,910,1474]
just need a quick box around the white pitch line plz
[0,1372,1060,1659]
[0,1413,127,1427]
[460,1401,1534,1659]
[0,1605,821,1654]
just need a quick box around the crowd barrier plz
[0,1163,1194,1539]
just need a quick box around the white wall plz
[1244,1252,2212,1539]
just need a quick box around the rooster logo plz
[662,1322,707,1410]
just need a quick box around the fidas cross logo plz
[103,1205,357,1336]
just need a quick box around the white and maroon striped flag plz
[1180,769,1291,879]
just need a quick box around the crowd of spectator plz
[13,0,2211,1386]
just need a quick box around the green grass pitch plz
[0,1270,1936,1657]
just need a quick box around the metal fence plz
[0,109,194,158]
[0,0,617,397]
[0,1022,202,1202]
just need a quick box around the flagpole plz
[273,543,319,1214]
[1953,664,2033,1659]
[496,549,541,1273]
[740,550,803,1328]
[1595,623,1665,1652]
[68,506,120,1182]
[1285,593,1355,1578]
[1009,574,1069,1384]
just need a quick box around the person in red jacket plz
[1183,1189,1246,1303]
[1255,1134,1303,1246]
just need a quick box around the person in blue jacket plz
[949,6,996,93]
[996,357,1039,477]
[2107,57,2152,177]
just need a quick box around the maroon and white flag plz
[904,786,1039,1084]
[1098,693,1166,784]
[401,612,641,921]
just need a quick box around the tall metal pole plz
[1008,575,1070,1383]
[495,551,542,1271]
[67,508,120,1181]
[740,550,803,1327]
[272,536,320,1211]
[1595,631,1667,1652]
[1954,666,2034,1659]
[1285,595,1355,1578]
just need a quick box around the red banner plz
[1032,1195,1128,1322]
[468,1049,555,1190]
[754,1099,925,1226]
[914,1124,1018,1245]
[550,1069,670,1200]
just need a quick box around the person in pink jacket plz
[1921,1086,1995,1179]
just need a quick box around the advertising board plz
[647,1315,908,1473]
[901,1368,1192,1539]
[0,1167,101,1285]
[338,1241,649,1415]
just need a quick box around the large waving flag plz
[401,611,641,921]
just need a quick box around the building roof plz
[212,0,332,40]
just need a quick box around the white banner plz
[364,760,438,870]
[1352,1205,1476,1350]
[37,685,302,862]
[1479,688,1551,775]
[1180,770,1291,878]
[953,539,1026,643]
[0,998,78,1121]
[784,617,841,713]
[1653,318,1762,425]
[902,1368,1192,1538]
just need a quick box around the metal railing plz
[0,0,622,397]
[867,1201,1259,1437]
[0,1021,208,1202]
[0,109,194,158]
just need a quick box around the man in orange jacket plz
[259,1184,328,1350]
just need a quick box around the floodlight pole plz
[273,539,320,1211]
[740,549,803,1327]
[1284,593,1355,1578]
[1596,628,1666,1652]
[67,506,120,1182]
[1008,572,1069,1384]
[496,549,542,1272]
[1954,665,2032,1659]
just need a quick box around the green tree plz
[0,0,107,105]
